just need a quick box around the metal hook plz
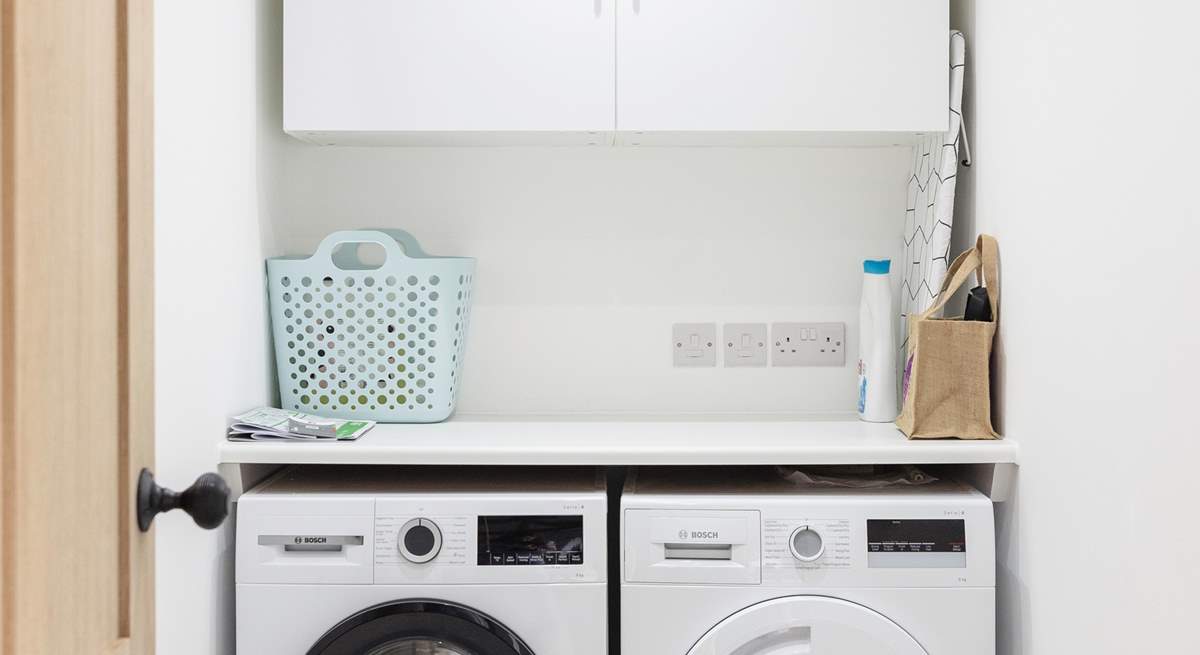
[959,114,972,167]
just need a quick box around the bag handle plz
[310,229,421,266]
[919,247,981,319]
[976,234,1000,321]
[919,234,1001,321]
[938,246,977,297]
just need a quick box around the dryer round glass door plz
[307,600,535,655]
[686,596,928,655]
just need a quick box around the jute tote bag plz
[897,234,1000,439]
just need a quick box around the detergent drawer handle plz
[664,543,733,560]
[259,535,365,552]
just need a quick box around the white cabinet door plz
[285,0,615,144]
[616,0,948,143]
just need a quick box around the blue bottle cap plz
[863,259,891,275]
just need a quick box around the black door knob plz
[137,468,230,532]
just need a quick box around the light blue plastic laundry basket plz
[266,229,475,423]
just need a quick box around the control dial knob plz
[398,518,442,563]
[789,525,825,562]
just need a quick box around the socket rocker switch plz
[673,323,717,367]
[724,323,768,367]
[771,322,847,367]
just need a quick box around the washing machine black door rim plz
[306,599,536,655]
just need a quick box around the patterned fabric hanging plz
[900,31,967,353]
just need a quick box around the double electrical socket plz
[672,322,845,367]
[771,322,846,366]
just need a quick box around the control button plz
[490,553,504,565]
[568,552,583,565]
[789,525,824,562]
[398,518,442,563]
[504,553,517,566]
[404,525,436,555]
[530,554,545,565]
[516,553,531,565]
[557,552,570,565]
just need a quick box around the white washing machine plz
[236,466,607,655]
[621,468,995,654]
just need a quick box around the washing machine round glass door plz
[306,600,536,655]
[687,596,928,655]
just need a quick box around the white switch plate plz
[771,322,846,367]
[673,323,717,367]
[723,323,768,367]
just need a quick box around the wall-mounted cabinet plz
[284,0,616,145]
[615,0,948,145]
[284,0,948,146]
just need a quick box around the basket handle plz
[367,228,430,258]
[311,229,425,267]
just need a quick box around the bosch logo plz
[691,531,719,539]
[294,536,327,545]
[678,529,689,540]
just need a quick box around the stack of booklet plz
[227,407,375,442]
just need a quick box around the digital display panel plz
[477,515,583,566]
[868,519,966,553]
[867,519,966,568]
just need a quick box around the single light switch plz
[724,323,768,367]
[673,323,717,367]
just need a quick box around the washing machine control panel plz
[622,480,994,590]
[376,514,471,568]
[754,501,989,587]
[763,518,853,571]
[236,468,607,587]
[372,496,606,584]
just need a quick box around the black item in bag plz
[964,286,992,321]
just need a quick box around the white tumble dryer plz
[236,466,607,655]
[621,468,995,655]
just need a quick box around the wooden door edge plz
[117,0,155,651]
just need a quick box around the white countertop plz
[218,414,1019,466]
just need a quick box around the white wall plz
[272,144,910,415]
[953,2,1200,652]
[155,2,276,653]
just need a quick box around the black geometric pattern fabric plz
[900,31,966,353]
